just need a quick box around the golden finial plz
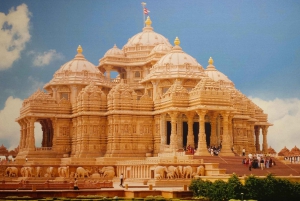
[77,45,83,53]
[145,16,152,26]
[174,37,180,46]
[208,57,214,65]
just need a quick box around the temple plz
[13,16,272,180]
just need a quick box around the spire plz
[77,45,83,54]
[208,57,214,65]
[171,37,183,52]
[75,45,85,60]
[207,57,216,70]
[174,37,180,46]
[143,16,153,31]
[145,16,152,26]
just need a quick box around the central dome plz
[123,16,172,57]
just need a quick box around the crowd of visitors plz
[242,152,276,171]
[208,146,221,156]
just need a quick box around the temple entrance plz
[166,121,211,149]
[183,122,188,148]
[34,122,43,147]
[205,122,211,147]
[182,122,198,149]
[38,119,54,148]
[193,122,199,149]
[167,121,171,145]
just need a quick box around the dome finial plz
[77,45,83,54]
[145,16,152,26]
[174,37,180,46]
[208,57,214,65]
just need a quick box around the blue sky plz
[0,0,300,152]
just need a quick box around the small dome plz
[156,38,200,67]
[123,16,172,57]
[150,43,172,54]
[205,57,234,88]
[56,45,98,73]
[104,44,125,57]
[141,37,205,82]
[45,46,110,88]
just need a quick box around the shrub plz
[189,178,213,198]
[227,174,245,199]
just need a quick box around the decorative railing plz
[35,147,52,151]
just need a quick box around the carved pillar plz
[262,126,268,153]
[51,118,58,151]
[210,113,218,147]
[160,113,167,146]
[70,85,78,104]
[169,111,179,151]
[18,120,26,151]
[177,114,183,149]
[250,123,256,153]
[126,66,131,81]
[105,65,112,79]
[40,120,46,147]
[186,112,195,148]
[50,86,57,102]
[255,126,260,152]
[27,117,36,151]
[153,115,160,156]
[79,116,89,157]
[71,118,77,156]
[195,110,209,156]
[151,80,160,100]
[228,115,233,147]
[219,112,234,156]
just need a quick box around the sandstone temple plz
[8,16,272,182]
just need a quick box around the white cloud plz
[27,76,45,94]
[0,4,31,70]
[32,49,64,67]
[0,96,43,151]
[250,97,300,153]
[0,96,23,150]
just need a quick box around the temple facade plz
[16,16,272,161]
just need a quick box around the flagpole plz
[141,2,146,27]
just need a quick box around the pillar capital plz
[150,80,160,86]
[196,110,207,117]
[168,111,179,119]
[262,125,269,135]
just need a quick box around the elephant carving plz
[166,172,174,179]
[183,166,193,178]
[36,167,42,177]
[196,165,205,176]
[5,167,18,177]
[155,173,162,179]
[99,166,115,179]
[58,166,69,178]
[154,166,167,179]
[167,166,179,179]
[20,167,33,177]
[76,167,91,178]
[177,166,183,178]
[44,167,54,177]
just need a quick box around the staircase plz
[194,155,300,177]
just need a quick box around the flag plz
[144,8,150,15]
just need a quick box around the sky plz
[0,0,299,153]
